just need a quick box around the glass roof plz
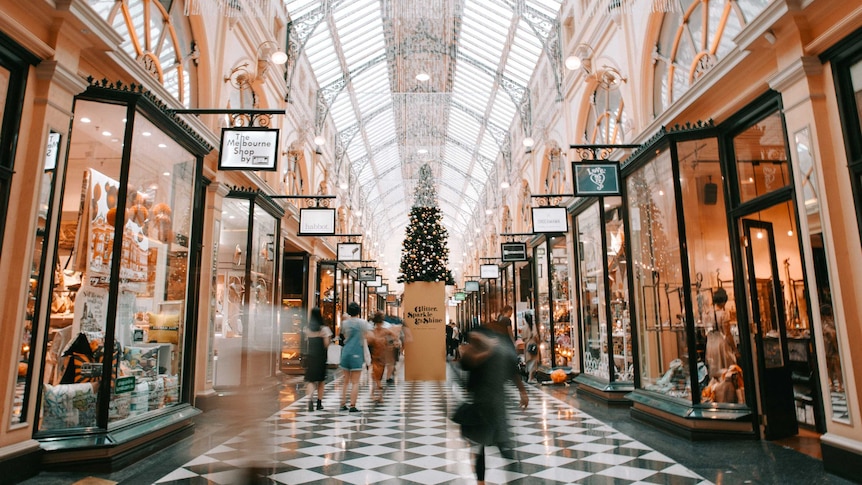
[284,0,562,260]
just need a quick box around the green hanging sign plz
[572,162,621,196]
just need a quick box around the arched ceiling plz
[285,0,563,270]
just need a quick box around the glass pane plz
[0,65,9,125]
[247,208,277,383]
[13,133,58,424]
[735,112,792,203]
[550,236,574,367]
[108,111,196,426]
[39,100,128,432]
[605,197,632,382]
[677,138,745,404]
[627,150,689,401]
[214,198,249,388]
[851,58,862,132]
[534,241,550,366]
[577,203,608,380]
[795,127,849,423]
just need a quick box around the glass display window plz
[735,112,792,204]
[626,147,690,401]
[35,89,208,435]
[213,193,282,388]
[575,197,632,387]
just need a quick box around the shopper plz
[520,312,540,382]
[304,307,331,411]
[459,322,529,485]
[366,311,397,403]
[339,302,370,412]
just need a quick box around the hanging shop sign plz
[337,242,362,261]
[531,206,568,233]
[376,283,389,294]
[480,264,500,279]
[465,280,480,292]
[298,208,336,235]
[218,127,279,171]
[45,131,61,171]
[454,291,466,301]
[367,275,382,287]
[501,242,527,262]
[572,162,621,196]
[357,266,376,281]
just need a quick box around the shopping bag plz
[451,402,493,445]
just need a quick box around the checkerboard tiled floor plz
[154,370,711,485]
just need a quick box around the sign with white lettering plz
[501,242,527,262]
[218,128,279,171]
[480,264,500,279]
[45,131,61,171]
[573,162,621,196]
[298,208,336,235]
[531,206,568,233]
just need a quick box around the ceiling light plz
[500,181,510,189]
[339,181,349,190]
[163,171,171,176]
[485,209,493,215]
[80,117,91,123]
[142,131,152,137]
[158,143,167,148]
[416,72,430,82]
[417,148,428,154]
[102,131,112,136]
[523,137,534,147]
[314,135,326,146]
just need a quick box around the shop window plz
[734,112,791,203]
[652,0,767,117]
[577,203,608,379]
[213,195,280,388]
[626,148,690,401]
[89,0,194,107]
[38,98,200,432]
[676,137,744,404]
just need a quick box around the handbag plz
[452,402,493,444]
[527,342,538,355]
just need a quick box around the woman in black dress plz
[305,307,331,411]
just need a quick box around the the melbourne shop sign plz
[218,127,279,171]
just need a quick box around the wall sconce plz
[256,40,287,78]
[565,43,594,73]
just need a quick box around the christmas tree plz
[398,164,455,285]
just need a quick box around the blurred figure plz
[339,302,370,412]
[460,322,528,485]
[520,312,540,383]
[496,304,515,342]
[366,311,397,403]
[304,307,331,411]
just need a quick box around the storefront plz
[572,196,634,402]
[29,81,210,465]
[212,190,282,388]
[622,94,825,440]
[280,252,309,374]
[531,234,576,370]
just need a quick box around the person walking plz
[459,322,529,485]
[520,312,540,383]
[304,307,331,411]
[366,311,397,403]
[339,302,370,412]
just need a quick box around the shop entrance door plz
[741,219,798,440]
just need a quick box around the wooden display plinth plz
[402,281,446,381]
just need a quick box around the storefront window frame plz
[0,32,39,258]
[33,83,211,438]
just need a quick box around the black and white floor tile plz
[153,373,711,485]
